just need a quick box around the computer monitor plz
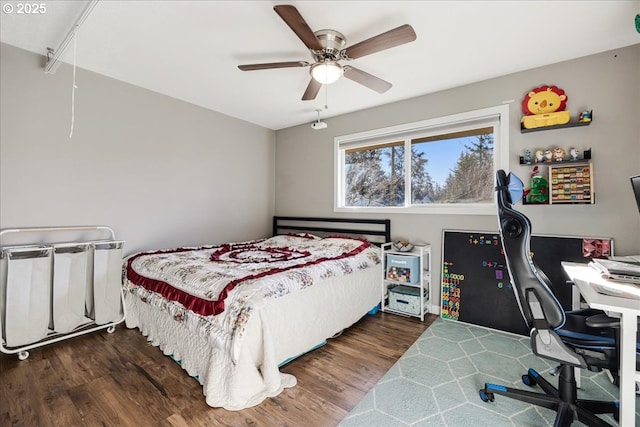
[631,175,640,215]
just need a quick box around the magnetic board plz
[440,230,612,336]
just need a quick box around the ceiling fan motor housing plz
[313,29,346,61]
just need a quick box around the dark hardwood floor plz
[0,312,436,427]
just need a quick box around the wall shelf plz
[519,148,592,166]
[522,161,594,205]
[520,157,591,166]
[520,111,593,133]
[521,120,591,133]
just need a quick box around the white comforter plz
[123,234,381,409]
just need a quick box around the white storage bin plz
[91,240,125,325]
[1,246,52,347]
[388,285,429,316]
[52,243,91,333]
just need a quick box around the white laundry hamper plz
[91,240,125,325]
[1,246,53,347]
[52,243,91,334]
[0,226,126,360]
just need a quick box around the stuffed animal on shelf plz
[525,165,549,204]
[535,150,545,163]
[521,85,570,129]
[552,147,566,161]
[523,149,532,164]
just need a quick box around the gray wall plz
[3,41,638,308]
[275,44,640,310]
[0,43,276,254]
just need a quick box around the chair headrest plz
[496,170,525,205]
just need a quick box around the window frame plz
[334,104,510,215]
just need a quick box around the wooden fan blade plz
[238,61,309,71]
[302,78,322,100]
[274,5,323,51]
[343,24,416,59]
[343,66,392,93]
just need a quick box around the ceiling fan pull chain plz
[324,82,329,110]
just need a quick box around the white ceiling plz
[1,1,638,130]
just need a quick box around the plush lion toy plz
[521,85,570,129]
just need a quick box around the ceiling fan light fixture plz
[310,61,343,84]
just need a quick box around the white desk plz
[562,262,640,427]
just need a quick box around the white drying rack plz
[0,226,126,360]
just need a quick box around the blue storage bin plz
[386,254,420,284]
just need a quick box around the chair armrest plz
[585,313,620,329]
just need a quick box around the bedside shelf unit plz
[381,243,431,321]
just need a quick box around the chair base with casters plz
[480,364,619,427]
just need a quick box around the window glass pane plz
[335,105,507,214]
[345,142,405,206]
[411,128,494,204]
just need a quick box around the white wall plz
[0,43,276,254]
[275,44,640,309]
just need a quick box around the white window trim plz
[334,104,510,215]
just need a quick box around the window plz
[334,105,509,215]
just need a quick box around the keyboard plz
[608,254,640,265]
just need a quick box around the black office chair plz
[479,170,622,427]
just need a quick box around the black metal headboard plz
[272,216,391,246]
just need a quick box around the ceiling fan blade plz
[343,66,392,94]
[343,24,417,59]
[302,78,322,100]
[274,5,323,51]
[238,61,309,71]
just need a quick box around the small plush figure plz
[569,147,580,160]
[579,110,592,123]
[535,150,545,163]
[523,149,532,164]
[525,165,549,204]
[544,149,553,162]
[552,147,566,161]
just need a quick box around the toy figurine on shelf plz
[524,165,549,204]
[523,149,532,164]
[544,149,553,162]
[552,147,566,161]
[535,149,545,163]
[569,147,580,161]
[579,110,592,123]
[521,85,570,129]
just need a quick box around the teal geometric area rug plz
[340,317,639,427]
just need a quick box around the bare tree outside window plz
[345,143,405,206]
[344,131,493,207]
[335,105,508,214]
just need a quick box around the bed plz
[122,217,390,410]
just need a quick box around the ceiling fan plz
[238,5,417,101]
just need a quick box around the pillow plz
[285,232,321,240]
